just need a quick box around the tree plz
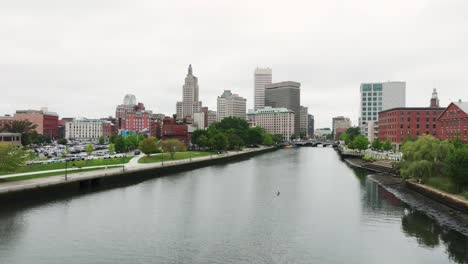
[382,140,393,151]
[62,146,70,158]
[108,143,116,154]
[159,139,186,159]
[371,138,383,150]
[109,133,117,144]
[352,135,369,151]
[226,132,243,150]
[1,120,37,146]
[125,134,139,150]
[98,136,105,145]
[114,135,127,153]
[139,137,159,156]
[57,138,68,145]
[272,134,284,144]
[191,129,208,148]
[262,133,274,146]
[0,143,27,172]
[85,144,94,156]
[211,133,228,151]
[399,135,454,181]
[446,145,468,192]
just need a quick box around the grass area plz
[0,167,107,182]
[464,192,468,200]
[0,157,132,176]
[426,177,457,194]
[138,151,215,164]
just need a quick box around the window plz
[362,84,372,91]
[373,83,383,91]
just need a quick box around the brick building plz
[161,117,189,145]
[0,115,14,129]
[437,101,468,143]
[14,109,59,139]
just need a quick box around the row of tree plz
[399,135,468,193]
[191,117,282,150]
[339,127,393,151]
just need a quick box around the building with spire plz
[176,65,202,119]
[378,89,445,148]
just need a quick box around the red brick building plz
[0,115,14,129]
[161,117,189,145]
[379,107,444,145]
[124,112,149,132]
[437,101,468,143]
[14,109,59,139]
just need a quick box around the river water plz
[0,148,467,264]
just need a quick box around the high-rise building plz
[299,106,309,137]
[248,107,295,141]
[265,81,301,135]
[359,81,406,140]
[217,90,247,121]
[176,65,202,119]
[207,110,217,126]
[254,67,272,111]
[332,116,352,139]
[193,112,205,129]
[308,114,315,138]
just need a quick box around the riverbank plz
[0,146,277,201]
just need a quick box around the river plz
[0,147,467,264]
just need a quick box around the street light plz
[122,154,125,172]
[161,150,164,166]
[65,158,68,181]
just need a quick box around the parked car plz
[134,150,141,155]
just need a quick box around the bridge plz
[291,140,339,148]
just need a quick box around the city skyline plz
[1,0,468,129]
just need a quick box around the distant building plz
[299,106,309,137]
[176,65,202,119]
[115,94,151,132]
[161,117,189,145]
[308,114,315,138]
[265,81,301,135]
[379,89,444,147]
[65,118,113,140]
[0,133,21,146]
[332,116,352,140]
[359,81,406,140]
[217,90,247,121]
[207,110,217,126]
[125,112,150,132]
[0,115,14,129]
[254,67,272,111]
[193,112,205,129]
[437,100,468,143]
[14,108,59,139]
[315,128,332,138]
[248,107,295,141]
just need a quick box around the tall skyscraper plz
[254,68,272,111]
[265,81,301,135]
[359,81,406,139]
[176,65,202,119]
[299,106,309,137]
[217,90,247,121]
[308,114,315,138]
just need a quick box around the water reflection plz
[402,209,468,264]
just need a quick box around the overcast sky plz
[1,0,467,128]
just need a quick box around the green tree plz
[399,135,454,181]
[371,138,383,150]
[114,135,127,153]
[0,143,27,172]
[57,138,68,145]
[98,136,105,145]
[340,132,351,145]
[62,146,70,158]
[139,137,159,156]
[109,133,117,144]
[1,120,38,146]
[125,134,139,150]
[85,144,94,156]
[382,140,393,151]
[198,135,210,149]
[159,139,186,159]
[226,132,243,150]
[211,133,228,151]
[272,134,284,144]
[246,127,263,146]
[446,145,468,192]
[352,135,369,151]
[108,143,116,154]
[191,129,208,148]
[262,133,274,146]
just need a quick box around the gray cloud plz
[1,0,467,128]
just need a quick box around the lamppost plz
[122,154,125,172]
[65,158,68,181]
[189,148,192,162]
[161,150,164,166]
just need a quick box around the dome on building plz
[123,94,137,105]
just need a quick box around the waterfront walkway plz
[0,147,271,195]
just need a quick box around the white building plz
[65,119,110,140]
[254,68,272,111]
[299,106,309,137]
[217,90,247,121]
[176,65,202,119]
[248,107,295,141]
[193,112,205,129]
[359,81,406,140]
